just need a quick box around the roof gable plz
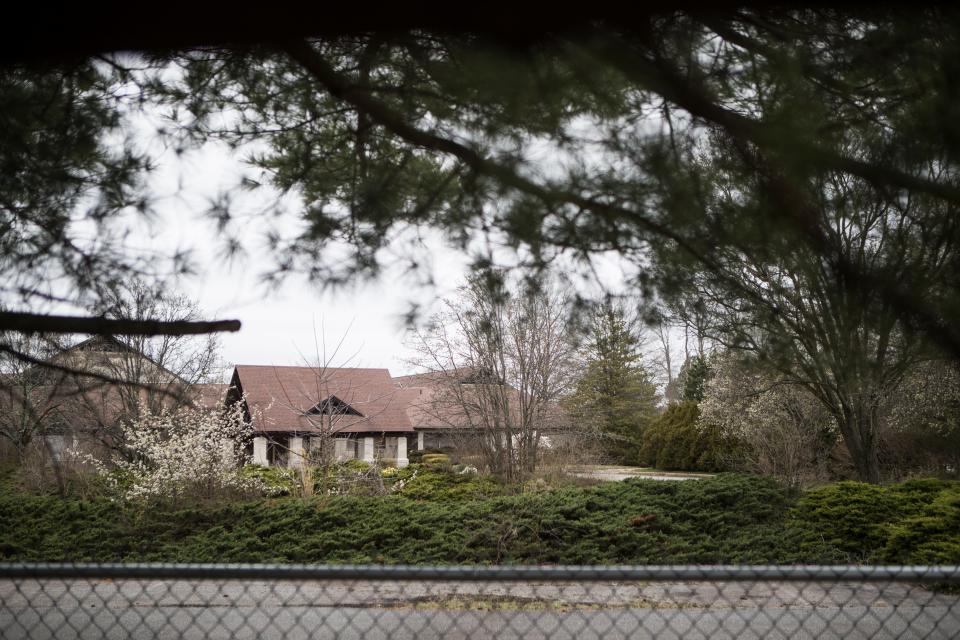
[306,395,363,417]
[232,365,414,434]
[42,335,187,385]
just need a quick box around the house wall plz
[419,432,470,451]
[247,433,411,467]
[266,439,288,466]
[334,437,357,460]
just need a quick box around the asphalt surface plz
[571,466,711,482]
[3,578,958,639]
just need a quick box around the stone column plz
[396,435,409,468]
[333,438,350,461]
[288,436,304,468]
[253,436,268,466]
[362,436,375,463]
[417,431,424,451]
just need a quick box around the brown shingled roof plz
[394,369,570,432]
[394,369,507,430]
[232,365,414,434]
[191,383,230,410]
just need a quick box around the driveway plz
[571,466,712,482]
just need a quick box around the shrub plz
[421,453,452,469]
[409,447,456,464]
[1,473,955,566]
[882,490,960,564]
[393,467,503,502]
[314,460,384,496]
[89,400,267,502]
[409,448,437,464]
[452,463,477,475]
[0,473,814,564]
[639,402,732,471]
[699,355,836,487]
[240,466,298,497]
[339,460,372,473]
[788,478,960,563]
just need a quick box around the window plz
[305,396,363,417]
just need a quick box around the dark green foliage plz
[789,479,960,564]
[680,356,710,403]
[639,402,733,472]
[2,474,956,564]
[1,64,152,313]
[391,467,503,502]
[0,474,810,564]
[566,303,659,463]
[408,448,452,464]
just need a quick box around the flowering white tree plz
[92,398,267,501]
[886,360,960,475]
[699,354,836,487]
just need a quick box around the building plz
[224,364,553,469]
[0,335,226,464]
[226,365,418,468]
[3,335,568,471]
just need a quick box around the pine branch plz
[0,311,241,336]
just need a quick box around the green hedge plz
[0,474,809,564]
[1,473,956,565]
[788,478,960,564]
[390,466,503,502]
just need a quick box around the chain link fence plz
[2,564,959,639]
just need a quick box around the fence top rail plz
[1,564,958,583]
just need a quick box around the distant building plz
[0,336,224,463]
[226,365,416,468]
[3,336,569,471]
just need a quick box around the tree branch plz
[0,311,241,336]
[280,39,715,268]
[589,33,960,205]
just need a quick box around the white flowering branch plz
[89,395,268,501]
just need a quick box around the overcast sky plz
[135,136,476,377]
[103,101,648,381]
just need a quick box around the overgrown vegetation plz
[2,469,956,565]
[638,402,733,472]
[564,302,659,465]
[788,479,960,564]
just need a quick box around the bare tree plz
[0,333,67,463]
[276,321,360,466]
[653,320,675,390]
[98,280,224,409]
[266,320,395,495]
[22,281,227,458]
[409,274,577,482]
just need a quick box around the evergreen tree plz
[638,401,731,472]
[566,303,659,464]
[679,355,711,403]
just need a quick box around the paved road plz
[571,466,712,482]
[3,579,958,639]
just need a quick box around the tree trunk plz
[42,435,68,496]
[838,404,881,484]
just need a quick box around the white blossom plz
[699,354,834,486]
[91,396,268,501]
